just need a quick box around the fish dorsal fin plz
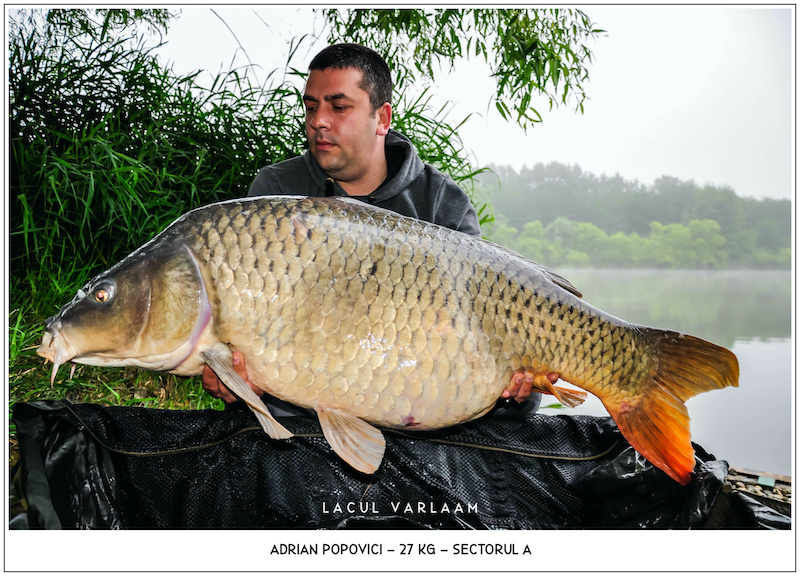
[484,239,583,298]
[316,407,386,474]
[543,267,582,298]
[201,344,293,440]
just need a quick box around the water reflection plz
[538,268,792,476]
[554,268,790,347]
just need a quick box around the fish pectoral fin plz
[201,345,292,440]
[316,407,386,475]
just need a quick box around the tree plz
[745,197,791,250]
[323,9,603,129]
[515,221,547,262]
[321,9,603,226]
[485,214,519,248]
[652,176,696,224]
[571,221,608,262]
[688,219,727,269]
[755,216,786,251]
[691,185,745,232]
[605,231,642,267]
[648,222,695,268]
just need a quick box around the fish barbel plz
[37,196,738,483]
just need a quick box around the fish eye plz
[91,283,115,304]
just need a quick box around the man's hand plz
[502,371,559,402]
[201,350,262,403]
[502,370,586,407]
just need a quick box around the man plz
[248,43,480,233]
[202,43,554,408]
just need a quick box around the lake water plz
[537,269,793,477]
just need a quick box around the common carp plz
[37,196,738,484]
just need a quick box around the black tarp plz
[9,399,788,529]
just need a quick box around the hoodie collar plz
[303,129,424,201]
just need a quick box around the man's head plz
[303,44,393,195]
[309,43,392,113]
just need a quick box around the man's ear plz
[376,102,392,136]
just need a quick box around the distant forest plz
[478,162,791,269]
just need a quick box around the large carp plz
[37,196,738,484]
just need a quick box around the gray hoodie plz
[247,130,481,236]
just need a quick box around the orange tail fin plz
[602,331,739,485]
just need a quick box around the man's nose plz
[309,108,331,131]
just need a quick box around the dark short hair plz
[309,43,392,112]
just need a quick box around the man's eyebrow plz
[324,93,350,102]
[302,93,352,103]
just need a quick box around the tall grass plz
[8,9,491,412]
[10,11,304,316]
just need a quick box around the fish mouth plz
[37,320,79,384]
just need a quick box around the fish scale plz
[38,196,738,482]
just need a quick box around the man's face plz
[303,67,390,182]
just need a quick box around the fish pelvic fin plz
[528,372,588,408]
[510,371,588,408]
[548,385,588,409]
[201,344,293,440]
[316,407,386,475]
[604,331,739,486]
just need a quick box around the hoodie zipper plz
[325,178,335,197]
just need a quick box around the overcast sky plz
[155,6,794,200]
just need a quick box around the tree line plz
[480,162,790,269]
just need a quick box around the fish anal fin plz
[603,331,739,486]
[316,407,386,474]
[201,344,293,440]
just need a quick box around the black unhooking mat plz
[9,399,785,529]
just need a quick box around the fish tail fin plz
[602,330,739,485]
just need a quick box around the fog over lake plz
[538,268,792,477]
